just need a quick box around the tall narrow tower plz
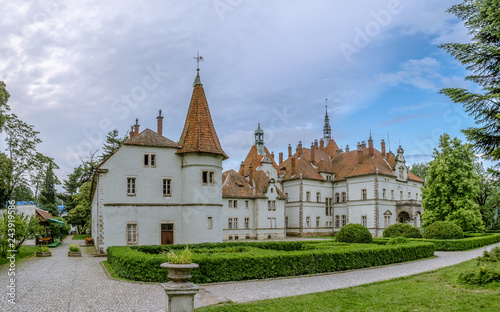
[255,123,265,155]
[323,99,332,144]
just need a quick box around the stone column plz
[161,263,200,312]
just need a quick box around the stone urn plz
[160,262,199,288]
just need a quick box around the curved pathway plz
[0,238,498,311]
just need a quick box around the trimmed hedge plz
[386,237,410,245]
[413,233,500,251]
[423,221,464,239]
[107,241,435,284]
[383,223,422,238]
[336,224,373,244]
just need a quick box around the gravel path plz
[0,238,498,311]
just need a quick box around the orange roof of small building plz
[176,73,228,159]
[222,169,287,199]
[240,145,281,176]
[36,208,54,221]
[124,129,180,148]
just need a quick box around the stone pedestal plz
[160,262,200,312]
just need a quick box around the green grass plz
[72,234,91,240]
[0,246,38,266]
[197,260,500,312]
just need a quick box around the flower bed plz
[107,240,435,284]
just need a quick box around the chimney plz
[319,138,324,151]
[130,125,135,138]
[381,139,386,157]
[238,161,245,176]
[134,119,140,137]
[271,152,275,161]
[361,141,366,148]
[157,110,164,136]
[279,152,283,164]
[291,157,296,175]
[249,165,253,185]
[314,139,318,150]
[368,136,374,156]
[345,144,349,152]
[310,143,316,165]
[288,144,292,159]
[298,141,303,157]
[357,144,363,165]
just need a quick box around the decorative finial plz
[159,109,162,117]
[325,98,328,113]
[135,118,139,125]
[194,50,204,72]
[369,129,372,139]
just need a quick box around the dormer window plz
[144,153,156,168]
[398,166,405,180]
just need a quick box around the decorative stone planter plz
[160,262,200,312]
[36,252,52,257]
[68,251,82,257]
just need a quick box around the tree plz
[11,184,34,202]
[100,129,128,161]
[0,81,10,133]
[410,162,430,181]
[66,181,91,234]
[440,0,500,175]
[421,134,484,232]
[0,152,13,206]
[0,212,43,256]
[38,162,61,217]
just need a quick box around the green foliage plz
[423,221,465,239]
[164,246,193,264]
[0,153,13,206]
[418,233,500,251]
[100,129,128,161]
[421,134,484,232]
[66,181,91,233]
[72,234,91,240]
[38,161,60,216]
[69,244,80,252]
[409,162,429,181]
[439,1,500,174]
[335,224,373,244]
[11,184,34,202]
[0,211,44,256]
[386,237,410,245]
[459,247,500,285]
[383,223,422,238]
[37,246,50,252]
[0,81,10,133]
[107,241,434,283]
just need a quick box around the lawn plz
[196,259,500,312]
[0,246,38,266]
[72,234,91,240]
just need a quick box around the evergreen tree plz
[0,81,10,133]
[421,134,484,232]
[11,184,34,202]
[100,129,128,160]
[440,0,500,174]
[38,162,60,216]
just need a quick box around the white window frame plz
[361,189,367,200]
[143,153,157,168]
[306,191,311,202]
[207,216,213,229]
[342,192,346,202]
[162,178,172,197]
[127,177,137,196]
[202,170,215,185]
[126,222,138,245]
[228,218,233,229]
[244,217,250,229]
[316,216,320,228]
[341,215,347,227]
[316,192,321,203]
[362,215,367,227]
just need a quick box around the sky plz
[0,0,486,183]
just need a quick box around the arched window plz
[335,193,340,203]
[399,166,404,180]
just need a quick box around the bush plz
[416,233,500,251]
[336,224,373,244]
[69,244,80,252]
[383,223,422,238]
[107,241,435,283]
[423,221,464,239]
[459,247,500,285]
[37,246,50,252]
[387,237,410,245]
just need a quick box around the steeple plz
[177,57,228,160]
[323,99,332,144]
[255,123,265,155]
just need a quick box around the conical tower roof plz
[176,72,228,159]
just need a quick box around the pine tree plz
[440,0,500,174]
[421,134,484,232]
[38,163,60,216]
[100,129,128,160]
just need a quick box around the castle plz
[91,68,424,252]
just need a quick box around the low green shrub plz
[387,237,410,245]
[336,224,373,244]
[107,240,435,283]
[459,247,500,285]
[37,246,50,252]
[383,223,422,238]
[413,233,500,251]
[423,221,464,239]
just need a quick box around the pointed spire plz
[255,123,265,155]
[193,51,204,87]
[323,98,332,144]
[177,62,228,159]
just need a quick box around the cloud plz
[381,110,443,126]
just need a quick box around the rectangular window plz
[335,193,340,203]
[228,200,233,208]
[325,199,330,216]
[162,179,172,197]
[416,193,419,200]
[391,190,395,200]
[202,170,215,185]
[143,153,157,168]
[228,218,233,229]
[245,200,249,209]
[306,216,311,228]
[316,216,320,227]
[342,192,346,202]
[362,189,367,200]
[207,216,213,229]
[400,191,403,200]
[383,189,386,200]
[316,192,321,203]
[335,215,340,228]
[341,215,347,227]
[384,215,391,228]
[268,200,276,211]
[127,177,136,196]
[244,217,249,229]
[233,200,238,209]
[408,192,411,199]
[268,217,277,228]
[285,216,288,228]
[233,218,238,229]
[126,223,138,244]
[362,215,367,227]
[306,191,311,202]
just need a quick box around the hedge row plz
[107,241,435,284]
[413,233,500,251]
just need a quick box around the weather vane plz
[194,50,204,71]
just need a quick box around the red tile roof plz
[281,155,325,181]
[222,169,287,199]
[323,139,339,156]
[241,145,281,177]
[331,148,396,181]
[124,128,180,148]
[176,74,228,159]
[36,208,54,221]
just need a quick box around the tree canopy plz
[421,134,484,232]
[440,0,500,175]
